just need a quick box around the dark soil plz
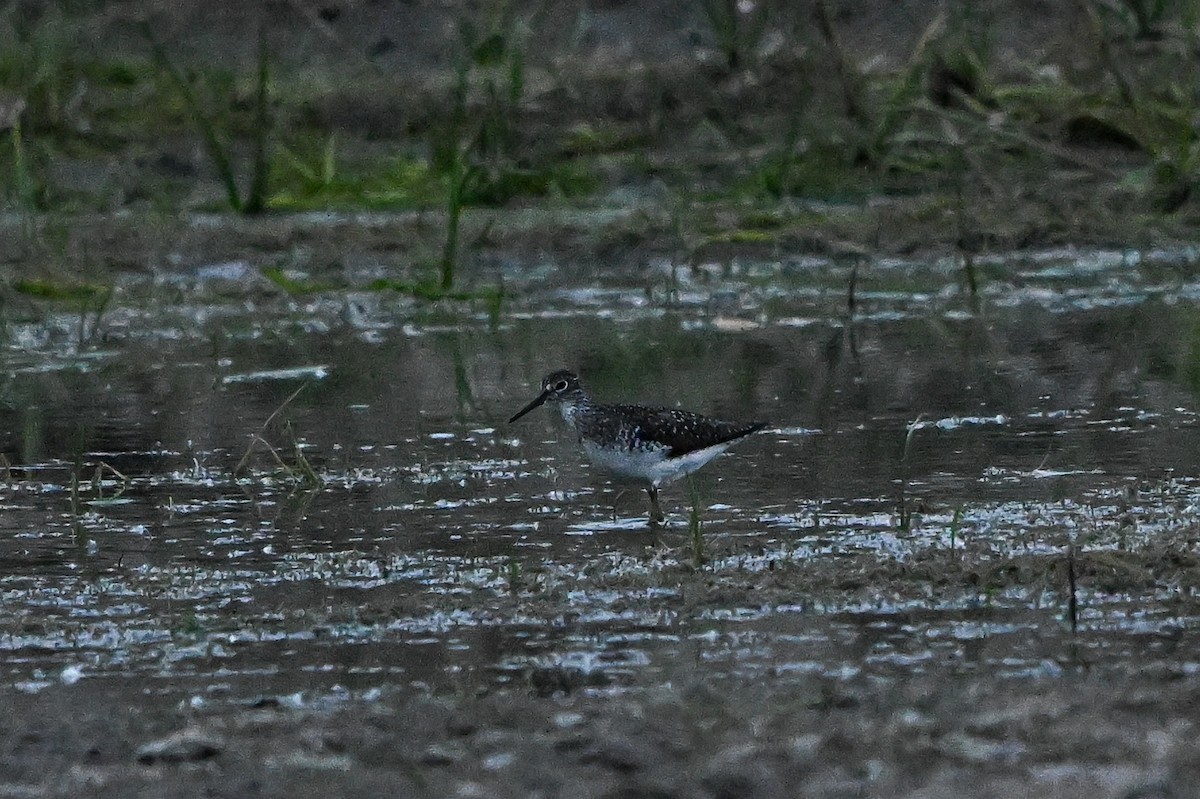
[5,666,1199,798]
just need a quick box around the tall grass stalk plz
[813,0,866,126]
[76,285,113,346]
[10,118,37,209]
[505,556,522,595]
[2,93,37,213]
[243,22,272,214]
[688,479,705,568]
[142,20,273,213]
[69,459,83,545]
[869,10,946,162]
[897,416,924,531]
[1080,0,1138,105]
[702,0,768,71]
[952,173,983,306]
[846,258,860,315]
[757,111,804,199]
[432,5,531,291]
[145,23,240,209]
[441,143,470,291]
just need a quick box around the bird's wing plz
[623,406,765,458]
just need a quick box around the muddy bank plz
[4,657,1198,798]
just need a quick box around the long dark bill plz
[508,390,550,423]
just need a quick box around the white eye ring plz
[554,380,568,391]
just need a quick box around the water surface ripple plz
[2,246,1200,704]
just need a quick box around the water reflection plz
[1,247,1200,703]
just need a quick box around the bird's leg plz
[647,485,665,525]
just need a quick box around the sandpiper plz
[508,369,765,524]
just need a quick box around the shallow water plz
[3,245,1200,708]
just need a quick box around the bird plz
[508,369,765,524]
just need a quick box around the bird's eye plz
[554,380,568,391]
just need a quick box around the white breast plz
[580,439,734,487]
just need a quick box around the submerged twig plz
[89,461,129,500]
[233,382,322,490]
[237,433,294,478]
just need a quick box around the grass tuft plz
[701,0,771,72]
[233,382,324,493]
[141,18,273,214]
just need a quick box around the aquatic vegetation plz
[1066,0,1200,210]
[233,382,323,492]
[367,278,505,314]
[12,278,113,345]
[67,458,128,549]
[0,4,84,135]
[0,4,79,211]
[700,0,773,72]
[260,266,336,296]
[2,105,37,211]
[266,147,443,211]
[12,278,108,302]
[0,0,1196,271]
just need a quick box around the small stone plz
[939,731,1025,764]
[136,729,224,764]
[59,665,85,685]
[787,733,823,765]
[552,711,585,729]
[578,738,645,772]
[419,743,460,766]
